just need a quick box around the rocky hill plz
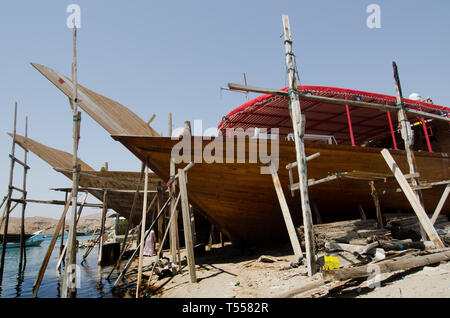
[1,213,115,235]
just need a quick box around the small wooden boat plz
[4,231,44,248]
[0,233,32,243]
[32,62,450,244]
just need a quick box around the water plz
[0,235,123,298]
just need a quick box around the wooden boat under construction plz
[32,62,450,243]
[10,134,164,225]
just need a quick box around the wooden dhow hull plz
[31,62,449,243]
[11,134,164,225]
[112,135,450,243]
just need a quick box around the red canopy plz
[218,85,449,145]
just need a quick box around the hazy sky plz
[0,0,449,219]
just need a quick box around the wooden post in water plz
[282,14,316,276]
[0,103,18,283]
[97,190,108,265]
[62,25,81,298]
[178,168,197,283]
[18,116,29,272]
[136,161,149,298]
[56,192,88,271]
[33,193,73,298]
[60,192,68,256]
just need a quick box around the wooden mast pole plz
[62,25,80,298]
[179,167,197,283]
[18,116,29,271]
[0,102,18,282]
[392,61,426,240]
[282,15,316,276]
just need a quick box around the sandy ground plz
[120,242,450,298]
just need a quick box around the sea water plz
[0,235,125,298]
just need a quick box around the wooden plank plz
[32,193,73,297]
[323,250,450,282]
[227,83,450,123]
[136,163,149,298]
[381,149,444,248]
[358,204,367,221]
[370,181,384,229]
[392,61,426,241]
[178,168,197,283]
[97,190,108,265]
[169,158,179,267]
[31,63,160,137]
[285,152,320,170]
[270,165,303,262]
[430,184,450,225]
[282,14,316,276]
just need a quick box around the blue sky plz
[0,0,449,218]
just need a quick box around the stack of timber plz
[296,214,449,252]
[280,215,449,298]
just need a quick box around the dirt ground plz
[120,242,450,298]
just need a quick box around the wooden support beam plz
[62,25,80,299]
[168,112,172,137]
[270,165,303,262]
[147,114,156,126]
[285,152,320,170]
[169,158,179,266]
[18,116,29,272]
[430,184,450,225]
[381,149,444,248]
[282,14,316,276]
[51,187,157,194]
[105,162,146,281]
[9,198,102,208]
[112,195,170,288]
[33,193,73,297]
[136,162,149,298]
[227,83,450,123]
[56,192,88,271]
[178,167,197,283]
[0,102,18,282]
[369,181,384,229]
[145,193,181,292]
[358,204,367,221]
[97,190,108,265]
[323,250,450,282]
[392,61,428,241]
[157,182,164,247]
[290,173,341,191]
